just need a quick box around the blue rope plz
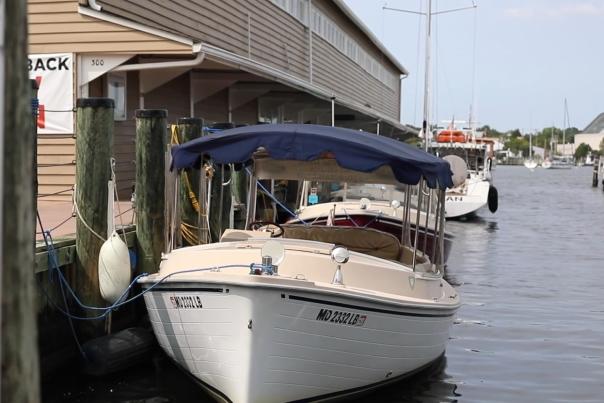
[37,211,87,358]
[41,225,261,321]
[31,97,39,117]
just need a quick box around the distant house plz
[574,112,604,151]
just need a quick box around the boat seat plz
[281,224,401,261]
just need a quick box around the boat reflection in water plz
[138,124,460,403]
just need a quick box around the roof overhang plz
[200,43,414,136]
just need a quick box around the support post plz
[592,156,599,187]
[135,109,167,274]
[209,164,231,242]
[176,117,202,246]
[74,98,114,333]
[1,0,41,399]
[331,96,335,127]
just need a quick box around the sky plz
[344,0,604,132]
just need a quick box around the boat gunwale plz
[139,270,460,315]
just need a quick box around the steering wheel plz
[248,221,284,238]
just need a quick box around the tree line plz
[480,125,602,160]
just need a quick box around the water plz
[43,166,604,402]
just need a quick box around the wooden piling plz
[1,0,41,400]
[593,156,599,187]
[176,118,202,246]
[135,110,167,274]
[74,98,114,334]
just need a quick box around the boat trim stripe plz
[145,287,225,293]
[286,295,455,318]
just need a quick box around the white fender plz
[443,155,468,188]
[98,231,131,304]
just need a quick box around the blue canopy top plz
[171,124,453,189]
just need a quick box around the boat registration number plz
[170,295,203,309]
[316,308,366,327]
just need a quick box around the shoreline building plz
[573,112,604,153]
[29,0,414,200]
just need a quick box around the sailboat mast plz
[422,0,433,152]
[562,98,567,153]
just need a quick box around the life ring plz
[437,130,467,143]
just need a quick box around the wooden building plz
[29,0,413,200]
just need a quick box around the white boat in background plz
[524,131,538,169]
[288,182,455,264]
[542,159,552,169]
[545,100,574,169]
[429,127,498,218]
[584,153,594,166]
[139,124,460,403]
[550,155,573,169]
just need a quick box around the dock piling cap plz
[76,98,115,108]
[135,109,168,118]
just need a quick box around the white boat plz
[549,155,573,169]
[584,153,594,166]
[429,128,498,218]
[542,159,552,169]
[545,100,574,169]
[524,131,538,169]
[139,124,460,403]
[287,183,455,264]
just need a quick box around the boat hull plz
[143,283,456,403]
[445,179,490,218]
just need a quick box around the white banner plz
[28,53,74,134]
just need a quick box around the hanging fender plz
[98,231,131,304]
[488,185,498,213]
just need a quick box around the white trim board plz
[77,5,194,48]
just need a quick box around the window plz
[272,1,399,89]
[107,71,126,121]
[310,8,398,89]
[271,0,309,26]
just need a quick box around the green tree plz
[574,143,591,160]
[504,136,529,156]
[600,138,604,153]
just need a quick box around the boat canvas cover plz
[171,124,453,189]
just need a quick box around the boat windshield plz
[430,145,486,172]
[300,182,419,208]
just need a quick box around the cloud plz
[504,2,604,19]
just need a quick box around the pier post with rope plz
[135,109,166,274]
[174,118,203,246]
[2,0,41,399]
[74,98,114,335]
